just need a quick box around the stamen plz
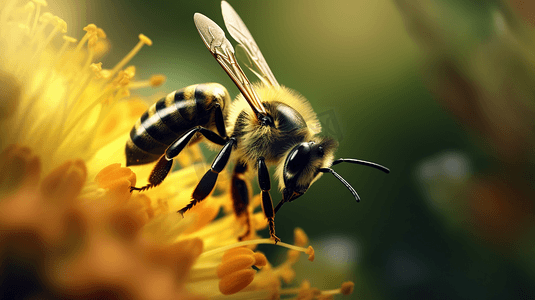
[92,40,110,58]
[37,16,66,54]
[222,247,254,261]
[61,80,117,139]
[318,281,355,297]
[306,246,315,261]
[30,0,47,37]
[96,27,106,38]
[253,252,267,268]
[22,15,66,83]
[54,35,77,66]
[199,238,315,262]
[128,74,166,89]
[82,43,94,70]
[28,11,52,46]
[74,24,96,53]
[340,282,355,295]
[281,280,321,299]
[150,74,166,87]
[216,255,255,278]
[124,65,136,78]
[95,163,136,205]
[279,279,355,299]
[108,34,152,79]
[208,289,277,300]
[90,62,102,78]
[23,2,35,28]
[218,269,255,295]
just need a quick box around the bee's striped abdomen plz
[126,83,230,166]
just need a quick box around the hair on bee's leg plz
[130,126,227,192]
[231,160,253,241]
[258,156,280,244]
[178,137,237,216]
[130,155,173,192]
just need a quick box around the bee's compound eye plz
[285,143,311,175]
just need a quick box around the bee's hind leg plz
[130,155,173,192]
[130,126,227,193]
[178,137,237,216]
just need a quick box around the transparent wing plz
[221,1,280,89]
[194,13,268,118]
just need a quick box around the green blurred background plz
[47,0,535,299]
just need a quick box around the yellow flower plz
[0,1,355,299]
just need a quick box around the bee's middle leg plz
[231,160,253,241]
[178,137,237,216]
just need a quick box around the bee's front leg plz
[257,156,280,244]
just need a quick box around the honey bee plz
[127,1,389,243]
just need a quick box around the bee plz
[127,1,389,243]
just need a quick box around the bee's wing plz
[221,1,280,89]
[194,13,268,118]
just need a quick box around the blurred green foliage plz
[47,0,535,298]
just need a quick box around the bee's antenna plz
[332,158,390,174]
[319,168,360,202]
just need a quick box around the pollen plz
[139,33,152,46]
[340,281,355,295]
[96,27,106,38]
[216,254,255,278]
[219,269,256,295]
[306,245,315,262]
[83,23,97,33]
[214,246,271,294]
[297,280,321,300]
[222,246,254,261]
[150,74,166,87]
[95,163,136,204]
[253,252,268,268]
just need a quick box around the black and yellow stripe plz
[126,83,230,166]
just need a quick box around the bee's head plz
[281,136,338,203]
[276,136,390,213]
